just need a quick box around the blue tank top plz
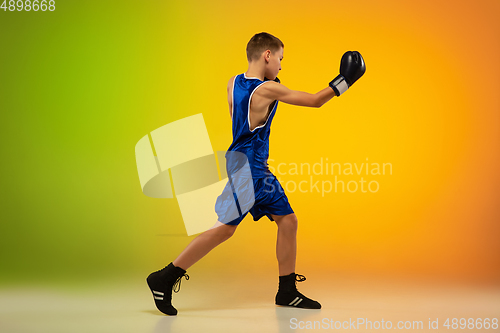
[226,73,278,179]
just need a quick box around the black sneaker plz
[275,273,321,309]
[146,262,189,315]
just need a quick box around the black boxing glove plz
[329,51,365,96]
[264,76,280,83]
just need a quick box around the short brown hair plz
[246,32,284,62]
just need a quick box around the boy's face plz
[264,47,284,80]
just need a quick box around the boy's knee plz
[277,214,298,232]
[288,215,298,231]
[220,224,237,241]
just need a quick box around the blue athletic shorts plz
[214,171,294,226]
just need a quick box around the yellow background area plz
[0,0,498,287]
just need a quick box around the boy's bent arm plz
[227,76,235,118]
[259,82,337,108]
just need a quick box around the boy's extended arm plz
[259,83,337,108]
[259,51,366,108]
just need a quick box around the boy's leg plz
[272,213,321,309]
[147,221,237,315]
[173,221,237,270]
[272,213,298,276]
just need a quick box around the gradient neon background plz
[0,0,499,290]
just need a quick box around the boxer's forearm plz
[314,87,337,108]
